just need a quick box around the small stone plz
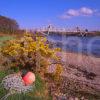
[81,96,85,100]
[69,97,74,100]
[75,97,79,100]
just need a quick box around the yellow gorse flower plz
[0,33,63,82]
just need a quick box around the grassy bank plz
[0,36,14,47]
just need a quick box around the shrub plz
[0,33,64,99]
[0,33,63,81]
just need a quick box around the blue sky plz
[0,0,100,30]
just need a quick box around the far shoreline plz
[44,31,100,37]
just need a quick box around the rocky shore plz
[50,52,100,100]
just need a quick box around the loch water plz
[47,34,100,58]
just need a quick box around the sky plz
[0,0,100,30]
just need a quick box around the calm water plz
[47,34,100,58]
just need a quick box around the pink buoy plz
[22,72,35,85]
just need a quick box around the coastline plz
[59,51,100,93]
[44,31,100,36]
[60,51,100,75]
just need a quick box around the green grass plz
[0,71,8,99]
[0,36,14,47]
[27,74,52,100]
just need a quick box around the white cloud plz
[67,9,79,16]
[60,7,98,19]
[80,7,93,15]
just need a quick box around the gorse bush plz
[0,33,63,81]
[53,64,63,83]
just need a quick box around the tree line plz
[0,15,19,34]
